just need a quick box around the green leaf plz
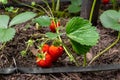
[70,40,92,55]
[68,4,81,13]
[100,10,120,31]
[66,17,99,46]
[0,15,9,28]
[1,0,8,4]
[66,17,89,34]
[9,12,37,27]
[34,16,51,27]
[45,32,58,39]
[0,28,16,43]
[66,17,99,55]
[71,0,82,6]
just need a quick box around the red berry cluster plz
[36,44,64,68]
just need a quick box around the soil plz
[0,1,120,80]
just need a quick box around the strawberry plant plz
[18,0,99,67]
[33,15,99,67]
[0,12,36,50]
[24,0,99,67]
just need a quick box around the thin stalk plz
[42,0,54,18]
[89,0,96,22]
[36,4,51,17]
[0,42,6,50]
[56,0,60,12]
[40,39,49,46]
[25,43,30,52]
[64,46,79,66]
[56,29,79,66]
[89,32,120,65]
[83,54,87,67]
[111,0,117,10]
[52,0,55,11]
[13,0,42,12]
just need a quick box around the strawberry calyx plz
[36,52,53,68]
[36,52,46,61]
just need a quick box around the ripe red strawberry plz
[42,44,50,53]
[36,53,53,68]
[38,44,50,53]
[49,20,60,32]
[102,0,109,4]
[48,45,63,61]
[58,46,64,54]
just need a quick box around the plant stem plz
[83,54,87,67]
[36,4,51,17]
[111,0,117,10]
[52,0,55,11]
[89,32,120,65]
[56,29,79,66]
[0,42,6,50]
[25,44,30,52]
[89,0,96,22]
[42,0,54,18]
[14,0,42,12]
[56,0,60,12]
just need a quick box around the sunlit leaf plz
[66,17,99,46]
[0,15,9,28]
[34,16,50,27]
[66,17,99,54]
[68,4,81,13]
[9,12,36,27]
[100,10,120,31]
[45,32,58,39]
[0,28,15,43]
